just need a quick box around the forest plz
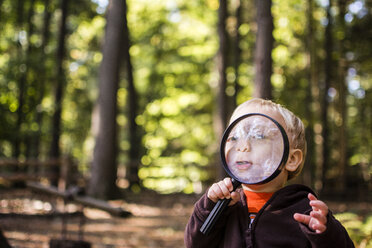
[0,0,371,247]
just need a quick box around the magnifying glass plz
[200,113,290,235]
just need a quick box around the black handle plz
[199,178,241,235]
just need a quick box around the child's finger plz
[217,180,231,199]
[229,192,240,206]
[308,194,329,214]
[310,200,329,215]
[310,211,327,225]
[311,223,327,234]
[223,177,233,191]
[308,193,318,210]
[308,193,318,201]
[208,182,227,201]
[207,184,221,202]
[293,213,311,225]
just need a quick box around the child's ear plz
[285,149,303,172]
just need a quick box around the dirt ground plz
[1,188,371,248]
[0,188,200,248]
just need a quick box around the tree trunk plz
[88,0,125,199]
[49,0,68,186]
[336,0,348,192]
[23,0,37,158]
[0,0,4,23]
[253,0,273,100]
[13,0,25,158]
[216,0,229,179]
[233,0,242,108]
[13,0,36,158]
[303,0,316,187]
[31,0,52,158]
[321,0,333,193]
[50,0,68,161]
[122,0,141,187]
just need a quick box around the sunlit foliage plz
[335,212,372,248]
[128,0,219,193]
[0,0,371,197]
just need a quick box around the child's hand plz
[207,178,240,206]
[293,193,329,234]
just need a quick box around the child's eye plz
[227,135,238,142]
[252,133,265,140]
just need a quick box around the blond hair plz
[230,98,307,180]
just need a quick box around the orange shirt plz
[244,190,274,213]
[244,190,273,226]
[244,190,274,226]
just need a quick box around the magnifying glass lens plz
[223,114,287,184]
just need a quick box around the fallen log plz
[26,181,131,218]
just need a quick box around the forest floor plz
[0,187,200,248]
[0,187,371,248]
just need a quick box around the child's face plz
[225,115,284,183]
[226,105,288,185]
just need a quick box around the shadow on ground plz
[0,188,200,248]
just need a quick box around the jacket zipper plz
[246,191,278,247]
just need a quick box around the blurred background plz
[0,0,371,247]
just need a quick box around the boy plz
[184,98,354,247]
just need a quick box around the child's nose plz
[237,141,251,152]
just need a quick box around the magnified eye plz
[250,133,265,140]
[227,135,238,142]
[255,133,265,139]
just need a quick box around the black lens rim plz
[220,113,290,185]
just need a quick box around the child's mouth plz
[235,161,252,170]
